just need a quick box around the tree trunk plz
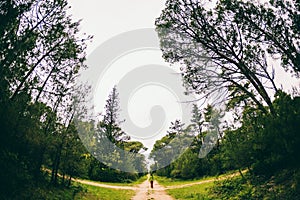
[67,175,72,187]
[34,146,46,179]
[239,168,245,180]
[62,172,65,185]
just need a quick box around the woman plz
[149,174,154,188]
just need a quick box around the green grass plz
[75,184,135,200]
[155,170,246,200]
[112,174,147,186]
[166,181,214,200]
[71,176,148,200]
[75,175,147,187]
[155,169,243,187]
[154,175,215,199]
[155,175,212,187]
[126,175,148,185]
[14,182,84,200]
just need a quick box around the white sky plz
[69,0,166,55]
[69,0,187,152]
[69,0,300,153]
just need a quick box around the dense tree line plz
[77,86,147,181]
[0,1,145,199]
[151,104,226,179]
[153,0,300,198]
[0,0,90,198]
[1,0,299,199]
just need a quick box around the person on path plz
[149,173,154,189]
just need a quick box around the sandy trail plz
[75,178,173,199]
[72,170,247,199]
[131,180,173,200]
[166,170,247,189]
[74,179,137,190]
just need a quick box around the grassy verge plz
[155,169,242,187]
[72,175,148,200]
[166,181,214,200]
[75,183,135,200]
[132,175,148,185]
[163,169,300,200]
[155,175,212,187]
[75,175,147,187]
[9,181,85,200]
[18,173,146,200]
[155,170,246,200]
[209,169,300,200]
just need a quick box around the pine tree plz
[97,86,130,146]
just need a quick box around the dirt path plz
[131,180,173,200]
[74,178,173,199]
[74,178,137,190]
[166,170,247,189]
[72,170,247,199]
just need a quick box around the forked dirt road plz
[74,170,247,199]
[76,178,173,200]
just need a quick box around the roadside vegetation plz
[167,182,214,200]
[75,184,135,200]
[0,1,147,197]
[1,0,299,199]
[151,0,300,199]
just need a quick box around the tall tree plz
[97,86,130,145]
[0,0,90,196]
[155,0,299,115]
[190,104,205,145]
[150,120,192,173]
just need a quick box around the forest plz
[0,0,299,199]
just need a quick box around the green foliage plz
[209,169,300,200]
[171,149,199,179]
[150,119,198,175]
[220,91,300,176]
[97,86,130,145]
[85,86,147,178]
[19,184,84,200]
[154,0,300,199]
[167,183,214,200]
[151,105,228,179]
[0,0,91,197]
[88,162,139,183]
[156,0,299,115]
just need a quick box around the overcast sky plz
[69,0,166,54]
[69,0,300,154]
[69,0,191,152]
